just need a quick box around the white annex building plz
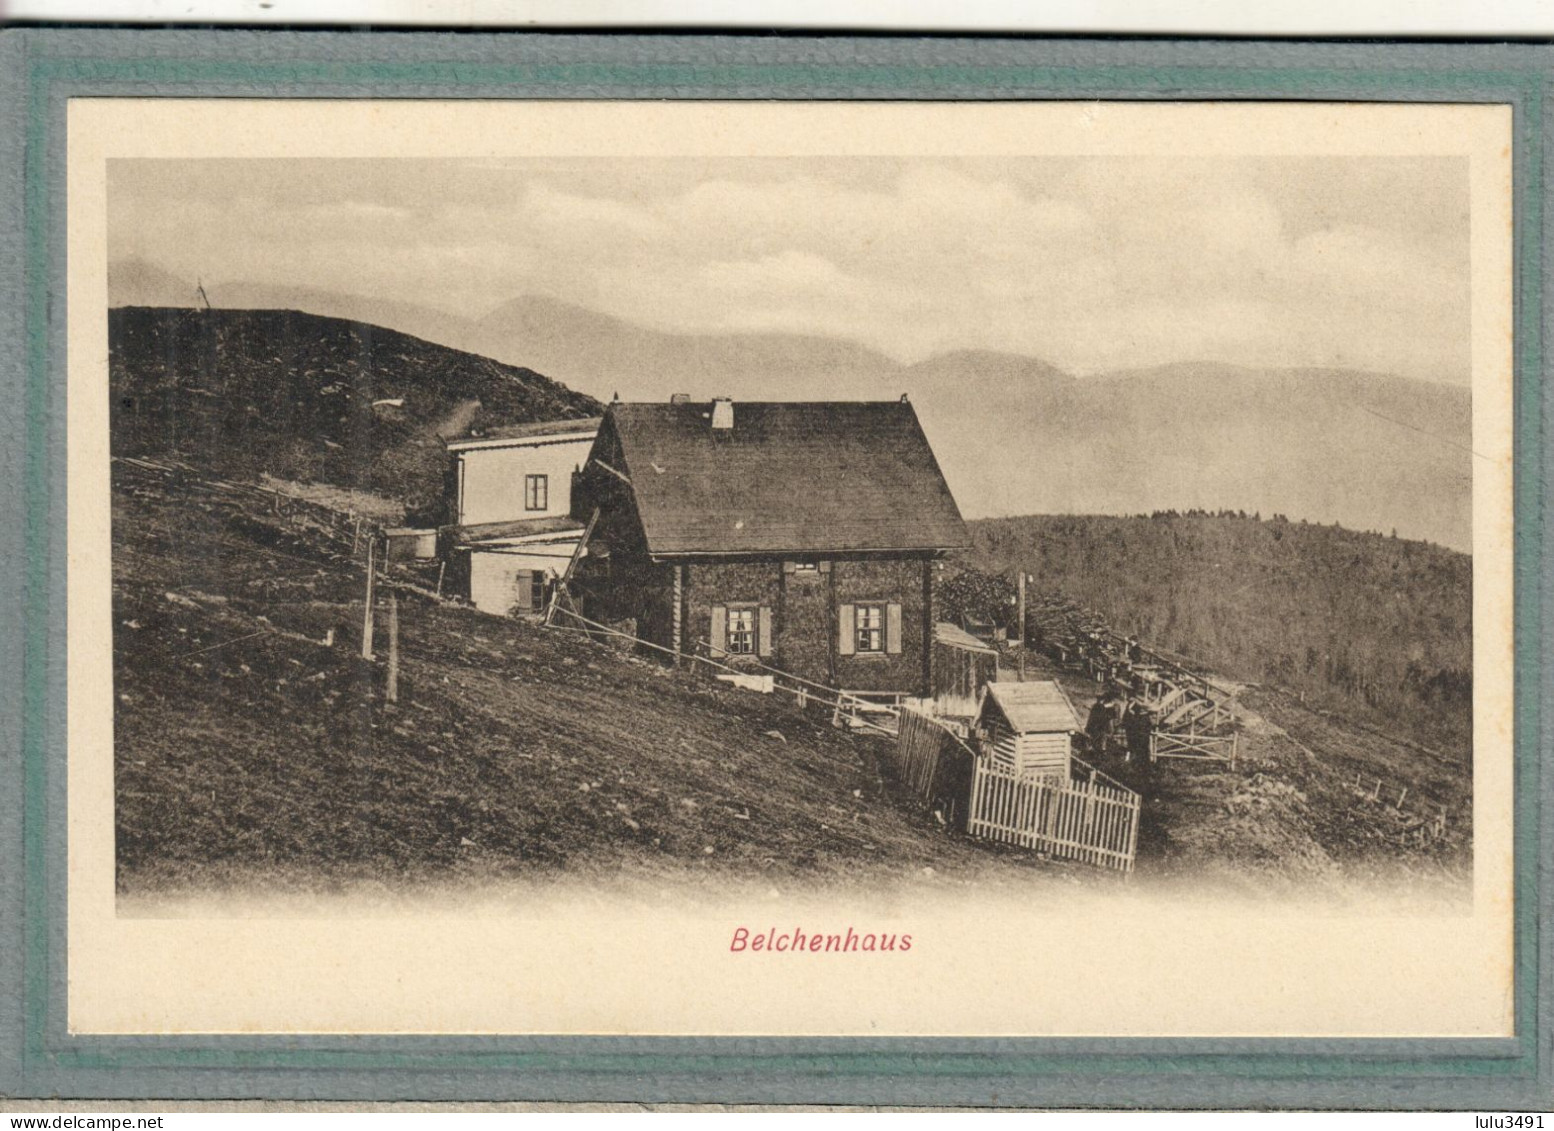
[443,417,602,616]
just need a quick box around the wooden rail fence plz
[547,604,900,737]
[1348,770,1451,843]
[115,455,380,549]
[1149,728,1239,767]
[1027,589,1242,770]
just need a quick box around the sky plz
[108,155,1472,384]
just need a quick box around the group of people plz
[1083,680,1153,763]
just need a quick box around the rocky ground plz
[1024,657,1471,897]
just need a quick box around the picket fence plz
[893,708,1141,872]
[966,762,1141,872]
[893,709,964,798]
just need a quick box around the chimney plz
[711,397,734,430]
[670,393,690,405]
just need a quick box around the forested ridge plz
[960,512,1472,751]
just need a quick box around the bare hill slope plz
[111,464,1059,899]
[110,306,603,518]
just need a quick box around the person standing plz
[1123,701,1153,764]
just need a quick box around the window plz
[727,607,757,655]
[838,602,900,657]
[856,604,885,654]
[524,474,548,511]
[712,604,771,659]
[530,570,546,613]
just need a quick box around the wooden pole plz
[386,592,399,703]
[1016,570,1027,647]
[361,536,376,660]
[434,559,446,599]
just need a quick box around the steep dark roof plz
[446,416,602,449]
[604,400,967,556]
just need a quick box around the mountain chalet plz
[568,397,969,699]
[440,416,603,615]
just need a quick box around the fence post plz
[386,592,400,704]
[360,536,377,661]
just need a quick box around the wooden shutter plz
[513,570,532,614]
[710,605,727,655]
[838,604,855,656]
[886,602,903,654]
[781,560,796,575]
[758,606,773,657]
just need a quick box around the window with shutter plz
[727,608,756,655]
[855,604,885,654]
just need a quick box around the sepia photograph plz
[63,98,1515,1037]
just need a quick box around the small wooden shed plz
[384,527,437,562]
[932,622,998,718]
[975,680,1082,781]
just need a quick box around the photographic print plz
[63,99,1515,1038]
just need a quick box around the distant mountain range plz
[109,260,1475,551]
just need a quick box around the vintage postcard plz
[63,98,1513,1038]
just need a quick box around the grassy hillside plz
[962,512,1472,752]
[105,305,1472,895]
[113,463,1065,898]
[114,466,1468,898]
[110,306,603,521]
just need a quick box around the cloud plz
[521,182,668,241]
[106,155,1471,385]
[301,200,415,224]
[700,250,855,296]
